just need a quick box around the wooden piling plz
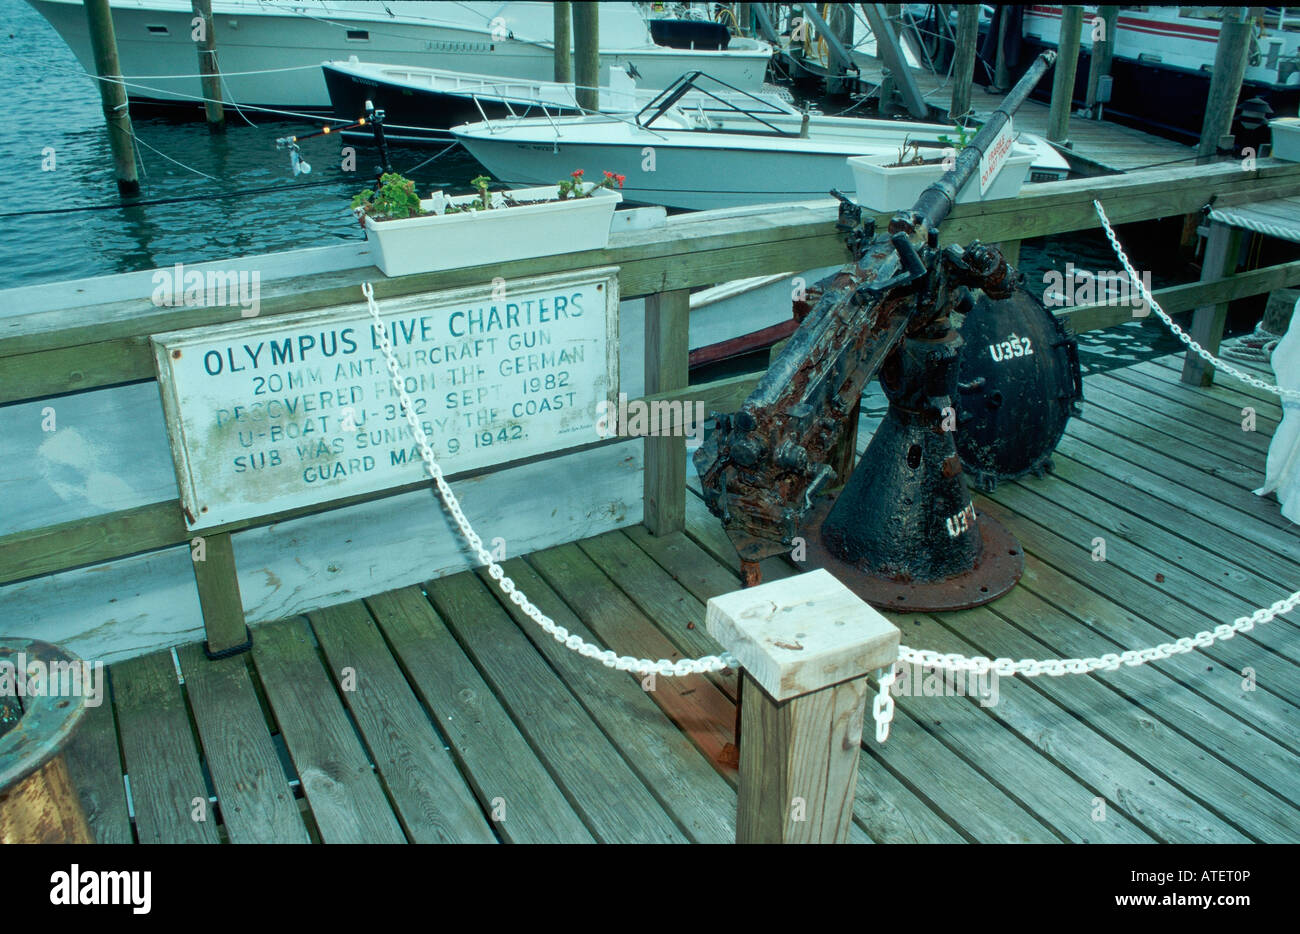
[1196,7,1257,163]
[1047,6,1084,146]
[553,1,572,85]
[707,570,900,843]
[83,0,140,197]
[949,4,978,122]
[573,1,599,112]
[190,0,225,132]
[1084,6,1118,118]
[1181,220,1244,387]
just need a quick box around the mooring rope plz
[361,193,1300,745]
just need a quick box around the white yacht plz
[27,0,773,112]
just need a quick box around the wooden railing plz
[2,159,1299,660]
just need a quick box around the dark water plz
[0,0,1214,379]
[0,0,484,290]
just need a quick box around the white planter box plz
[847,144,1034,213]
[362,184,622,277]
[1270,118,1300,162]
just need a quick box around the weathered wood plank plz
[1116,360,1283,424]
[1064,418,1297,535]
[1141,357,1286,422]
[112,651,219,843]
[1076,404,1267,495]
[0,501,184,587]
[643,289,690,535]
[526,543,738,769]
[0,337,153,405]
[577,531,739,699]
[1048,453,1297,590]
[976,497,1300,704]
[250,619,407,844]
[958,579,1300,815]
[366,586,594,843]
[428,573,686,843]
[175,644,308,844]
[476,558,736,842]
[1010,539,1300,751]
[1085,374,1271,456]
[305,602,496,844]
[988,479,1300,662]
[234,440,642,627]
[623,525,753,605]
[61,693,133,845]
[905,612,1258,842]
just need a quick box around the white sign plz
[153,268,620,530]
[979,118,1016,196]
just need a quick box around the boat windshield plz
[634,71,798,136]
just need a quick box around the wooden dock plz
[65,351,1300,844]
[851,56,1195,175]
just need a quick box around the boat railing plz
[634,70,799,136]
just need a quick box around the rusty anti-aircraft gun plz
[694,52,1062,611]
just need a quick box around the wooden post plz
[83,0,140,197]
[553,1,572,84]
[1181,220,1244,387]
[1195,7,1257,163]
[993,6,1010,91]
[1083,6,1118,118]
[949,4,978,123]
[643,289,689,536]
[191,530,251,656]
[190,0,225,132]
[573,1,599,112]
[999,239,1022,267]
[1047,6,1084,146]
[707,569,900,843]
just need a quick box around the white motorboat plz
[322,58,797,145]
[449,74,1072,211]
[27,0,773,112]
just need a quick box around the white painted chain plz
[869,208,1300,742]
[1093,199,1300,403]
[361,283,739,677]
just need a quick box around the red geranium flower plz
[571,168,584,178]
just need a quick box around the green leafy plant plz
[937,124,973,151]
[350,172,425,222]
[557,168,626,199]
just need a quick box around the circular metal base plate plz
[796,495,1024,612]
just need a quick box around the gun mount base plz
[794,494,1023,611]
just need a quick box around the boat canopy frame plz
[634,71,799,136]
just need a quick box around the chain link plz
[363,280,1298,745]
[1093,199,1300,403]
[361,283,739,677]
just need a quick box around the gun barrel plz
[911,51,1058,229]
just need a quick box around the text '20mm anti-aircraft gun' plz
[694,51,1081,611]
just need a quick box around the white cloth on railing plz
[1256,297,1300,525]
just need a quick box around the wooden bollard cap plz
[706,569,900,701]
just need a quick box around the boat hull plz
[28,0,772,114]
